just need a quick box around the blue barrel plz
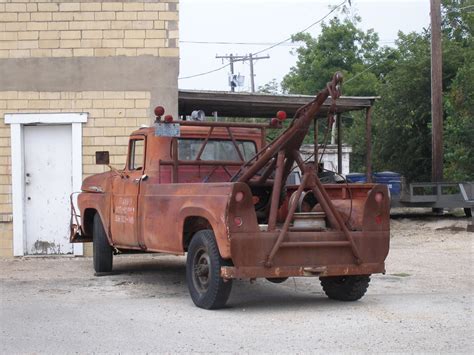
[346,173,367,183]
[373,171,402,195]
[388,180,401,195]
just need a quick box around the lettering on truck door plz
[110,136,146,249]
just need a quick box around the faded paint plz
[72,73,390,307]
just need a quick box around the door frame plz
[5,113,88,256]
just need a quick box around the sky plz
[178,0,431,92]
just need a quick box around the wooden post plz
[365,107,373,183]
[314,118,318,172]
[337,114,342,174]
[430,0,443,183]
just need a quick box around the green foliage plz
[280,1,473,182]
[282,16,379,96]
[258,78,281,94]
[372,32,433,182]
[444,50,474,181]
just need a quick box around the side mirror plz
[95,151,110,165]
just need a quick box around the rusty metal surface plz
[75,72,390,284]
[221,263,385,279]
[229,230,389,268]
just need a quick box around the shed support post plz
[314,118,318,172]
[365,107,373,183]
[337,114,342,174]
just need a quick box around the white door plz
[24,125,74,255]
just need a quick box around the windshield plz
[178,139,256,161]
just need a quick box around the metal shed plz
[178,90,378,181]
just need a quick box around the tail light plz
[375,192,384,204]
[164,114,173,123]
[235,191,244,202]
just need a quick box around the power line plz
[180,40,298,47]
[343,61,380,85]
[252,0,347,56]
[179,62,231,80]
[180,39,396,46]
[178,0,348,81]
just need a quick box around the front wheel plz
[93,213,113,273]
[186,230,232,309]
[320,275,370,301]
[266,277,288,284]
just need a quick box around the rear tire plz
[465,208,472,218]
[93,213,113,273]
[320,275,370,301]
[186,230,232,309]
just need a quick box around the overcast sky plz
[178,0,431,92]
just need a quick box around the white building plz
[300,144,352,175]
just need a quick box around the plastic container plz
[388,180,401,195]
[346,173,367,183]
[373,171,402,195]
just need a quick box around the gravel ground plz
[1,214,473,353]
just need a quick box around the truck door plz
[110,136,146,248]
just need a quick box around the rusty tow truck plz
[71,73,390,309]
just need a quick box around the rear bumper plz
[221,262,385,279]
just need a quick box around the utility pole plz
[248,53,270,92]
[216,53,270,92]
[430,0,443,183]
[216,53,236,91]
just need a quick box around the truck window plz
[178,139,256,161]
[129,139,145,170]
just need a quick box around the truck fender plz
[178,206,231,259]
[79,192,113,246]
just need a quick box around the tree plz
[258,79,281,94]
[280,1,473,181]
[282,16,380,96]
[372,0,473,182]
[443,48,474,181]
[372,32,433,182]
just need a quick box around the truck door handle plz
[134,174,148,184]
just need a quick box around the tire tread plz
[93,213,113,273]
[320,275,370,301]
[186,230,232,309]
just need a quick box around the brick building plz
[0,0,179,257]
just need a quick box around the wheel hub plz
[193,248,211,292]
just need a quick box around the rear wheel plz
[465,208,472,218]
[320,275,370,301]
[186,230,232,309]
[93,213,113,273]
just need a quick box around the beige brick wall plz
[0,89,151,257]
[0,0,179,59]
[0,221,13,257]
